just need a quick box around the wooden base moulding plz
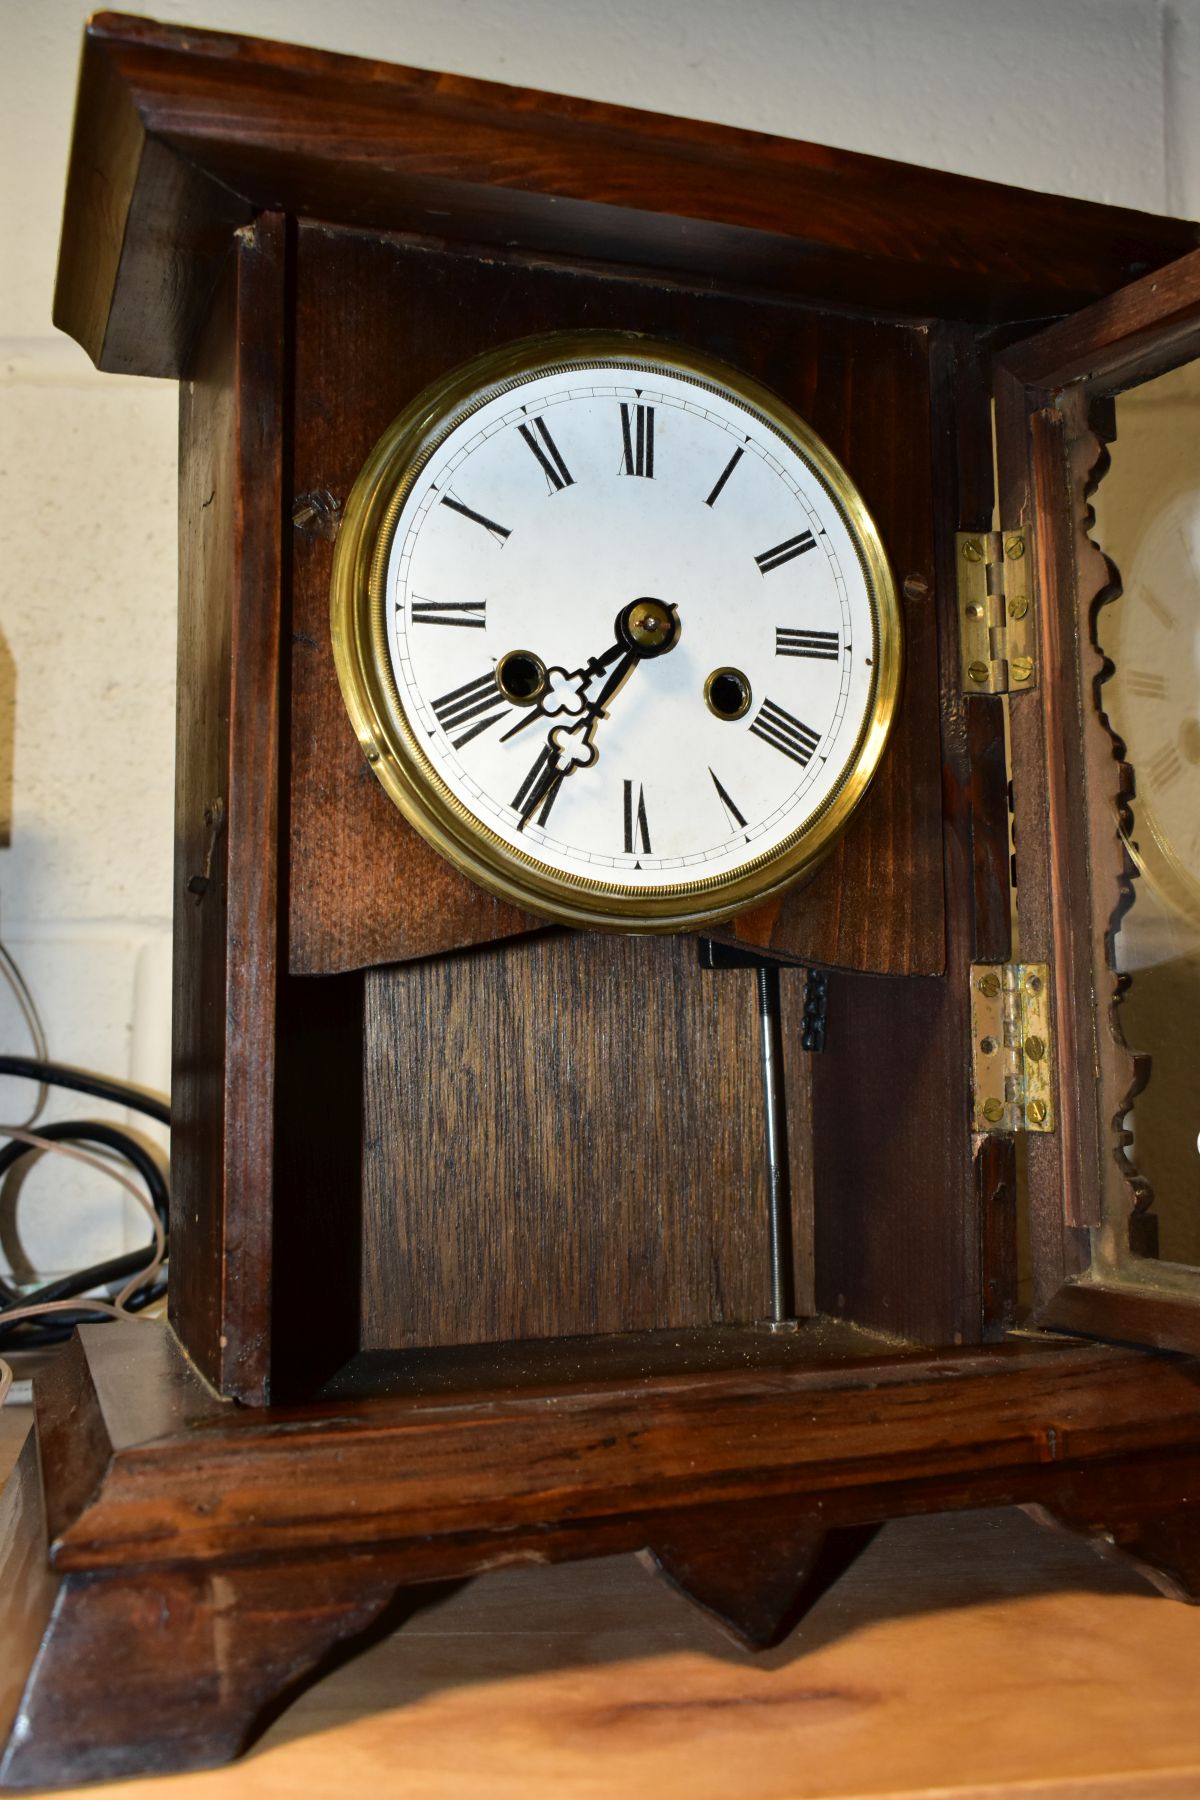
[4,1324,1200,1789]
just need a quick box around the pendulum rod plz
[756,962,795,1326]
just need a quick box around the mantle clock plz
[4,13,1200,1787]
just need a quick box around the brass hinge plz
[957,529,1035,694]
[970,962,1054,1134]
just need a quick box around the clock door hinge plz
[970,962,1054,1135]
[957,529,1036,694]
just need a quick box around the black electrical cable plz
[0,1058,172,1353]
[0,1057,170,1126]
[0,1120,169,1310]
[0,1119,169,1229]
[0,1247,160,1322]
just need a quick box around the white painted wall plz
[2,0,1199,1279]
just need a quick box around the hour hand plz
[499,642,625,741]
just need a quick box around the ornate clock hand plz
[499,640,627,743]
[511,599,680,830]
[513,652,635,830]
[501,596,678,748]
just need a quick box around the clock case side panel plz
[996,246,1200,1350]
[810,322,1015,1348]
[288,224,945,979]
[172,216,288,1402]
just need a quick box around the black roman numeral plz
[755,530,816,574]
[750,699,821,768]
[518,417,574,492]
[513,744,563,829]
[431,671,511,748]
[1148,741,1184,791]
[705,445,744,507]
[619,403,655,477]
[623,781,651,854]
[776,627,839,659]
[411,598,486,630]
[439,493,511,544]
[709,769,747,830]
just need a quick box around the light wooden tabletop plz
[4,1398,1200,1800]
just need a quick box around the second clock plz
[332,333,901,930]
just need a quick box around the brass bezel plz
[330,331,903,932]
[1121,812,1200,929]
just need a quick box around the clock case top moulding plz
[5,12,1200,1789]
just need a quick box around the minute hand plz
[512,647,639,829]
[499,639,629,743]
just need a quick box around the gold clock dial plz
[331,332,901,931]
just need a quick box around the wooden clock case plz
[5,13,1200,1786]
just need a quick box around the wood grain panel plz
[810,323,1008,1348]
[289,226,944,976]
[56,15,1200,379]
[360,932,774,1348]
[715,317,944,973]
[171,216,287,1402]
[34,1326,1200,1570]
[1000,246,1200,393]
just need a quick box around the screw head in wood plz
[962,539,984,562]
[1005,535,1025,560]
[1027,1098,1048,1125]
[983,1097,1005,1123]
[1007,594,1029,620]
[977,972,1001,998]
[1010,655,1034,683]
[968,660,990,685]
[1025,1035,1045,1062]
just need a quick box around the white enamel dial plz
[1107,490,1200,918]
[334,336,901,930]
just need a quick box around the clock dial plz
[333,334,900,930]
[1105,489,1200,922]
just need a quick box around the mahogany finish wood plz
[1001,244,1200,392]
[1039,1281,1200,1358]
[171,215,287,1404]
[641,1508,882,1649]
[289,226,945,978]
[55,15,1199,382]
[6,1323,1200,1786]
[809,321,1009,1347]
[30,1325,1200,1576]
[1028,1494,1200,1606]
[996,251,1200,1342]
[289,239,536,971]
[992,366,1088,1311]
